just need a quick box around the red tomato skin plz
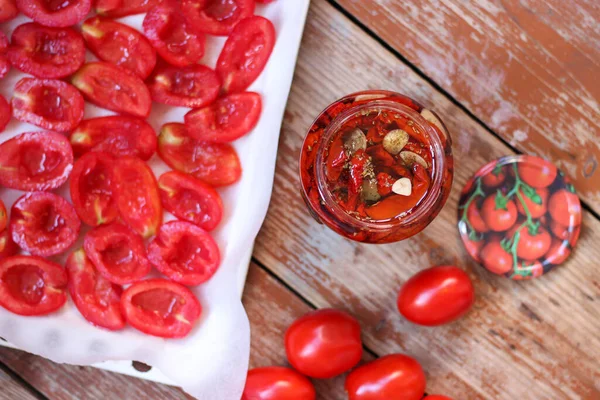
[481,165,505,188]
[158,171,223,231]
[0,0,18,22]
[467,202,488,233]
[285,309,362,379]
[0,199,6,232]
[158,123,242,186]
[0,95,9,133]
[95,0,160,17]
[0,30,9,79]
[517,157,557,189]
[12,78,85,132]
[345,354,426,400]
[423,396,454,400]
[549,219,570,240]
[0,230,19,260]
[242,367,316,400]
[70,116,157,160]
[10,192,81,257]
[480,239,513,275]
[397,266,475,326]
[16,0,91,27]
[216,16,276,93]
[516,188,548,219]
[481,195,518,232]
[149,64,221,108]
[516,227,551,261]
[463,238,483,263]
[0,255,67,316]
[121,278,202,338]
[182,0,255,36]
[66,248,125,330]
[185,92,262,142]
[544,238,571,265]
[548,189,582,227]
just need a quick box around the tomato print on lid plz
[458,155,581,280]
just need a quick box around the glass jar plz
[299,90,453,243]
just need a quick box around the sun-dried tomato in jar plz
[300,91,453,243]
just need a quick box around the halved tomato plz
[70,116,157,160]
[12,78,84,132]
[82,17,157,79]
[114,157,162,238]
[148,221,220,285]
[70,152,118,227]
[0,95,9,132]
[66,248,125,330]
[148,64,220,108]
[95,0,160,17]
[10,192,81,257]
[84,222,151,285]
[0,230,19,260]
[158,171,223,231]
[72,62,152,118]
[0,199,6,232]
[0,30,9,79]
[182,0,255,36]
[0,255,67,316]
[8,23,86,79]
[216,16,275,94]
[121,278,202,338]
[16,0,92,28]
[185,92,261,142]
[143,3,205,67]
[0,0,18,22]
[158,123,242,186]
[0,131,73,191]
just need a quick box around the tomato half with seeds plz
[7,23,86,79]
[481,193,517,232]
[216,16,276,93]
[345,354,426,400]
[242,367,316,400]
[70,116,157,161]
[148,221,220,285]
[149,64,220,108]
[10,192,81,257]
[82,17,156,79]
[0,255,67,316]
[114,157,162,238]
[516,226,551,261]
[0,30,11,79]
[0,199,6,232]
[0,131,73,191]
[66,248,125,330]
[158,171,223,231]
[285,309,362,379]
[158,123,242,186]
[0,0,18,22]
[182,0,255,36]
[72,62,152,118]
[517,157,557,189]
[0,230,18,260]
[0,95,9,132]
[549,189,582,227]
[16,0,91,27]
[95,0,160,17]
[70,152,118,227]
[143,3,205,67]
[480,239,513,275]
[121,278,202,338]
[185,92,262,142]
[84,222,151,285]
[12,78,84,132]
[516,187,548,219]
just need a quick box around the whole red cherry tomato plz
[481,194,517,232]
[482,164,505,188]
[345,354,426,400]
[480,239,513,275]
[516,188,548,219]
[397,266,474,326]
[285,308,362,379]
[516,227,551,261]
[423,396,454,400]
[467,202,488,233]
[548,189,581,227]
[517,157,557,188]
[242,367,316,400]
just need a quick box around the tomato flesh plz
[8,23,86,79]
[0,95,9,133]
[0,131,73,191]
[149,64,221,108]
[114,157,163,238]
[148,221,220,286]
[143,3,206,67]
[216,16,276,94]
[242,367,316,400]
[182,0,255,36]
[12,78,84,132]
[185,92,262,142]
[10,192,81,257]
[16,0,92,27]
[70,152,118,227]
[0,255,67,316]
[0,30,11,79]
[0,0,18,22]
[0,199,6,232]
[70,116,157,161]
[84,222,151,285]
[285,309,362,379]
[82,17,157,79]
[158,123,242,186]
[158,171,223,231]
[121,278,202,338]
[0,230,19,260]
[72,62,152,118]
[95,0,160,17]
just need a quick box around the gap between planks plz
[0,361,48,400]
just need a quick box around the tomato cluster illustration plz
[458,155,581,280]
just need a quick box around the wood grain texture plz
[333,0,600,213]
[0,366,40,400]
[253,0,600,399]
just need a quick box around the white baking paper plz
[0,1,309,398]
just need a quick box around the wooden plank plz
[332,0,600,213]
[0,366,40,400]
[253,1,600,399]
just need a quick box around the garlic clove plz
[392,177,412,196]
[382,129,409,155]
[342,128,367,155]
[400,151,429,168]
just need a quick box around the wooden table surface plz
[2,1,599,399]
